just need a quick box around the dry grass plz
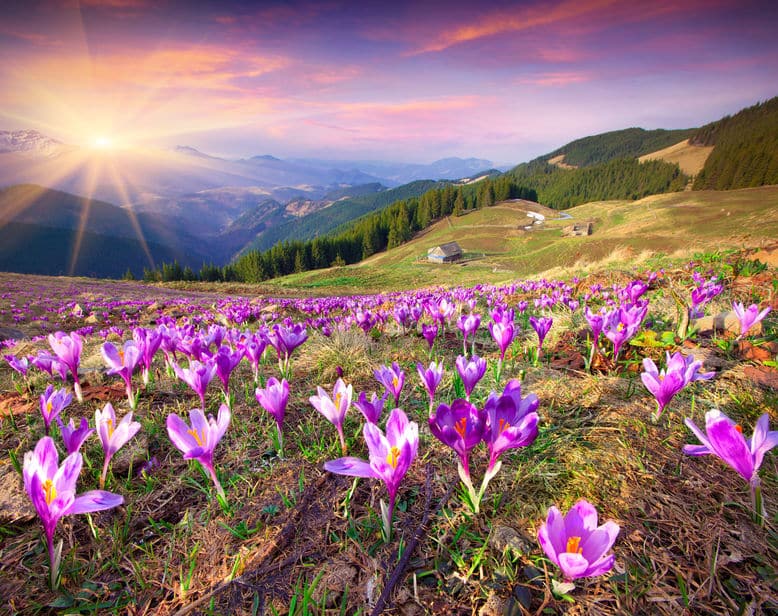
[638,139,714,176]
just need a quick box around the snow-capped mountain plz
[0,129,67,157]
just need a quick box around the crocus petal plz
[684,417,714,453]
[567,499,599,534]
[67,490,124,515]
[324,457,378,478]
[706,418,755,480]
[583,553,616,578]
[558,552,591,581]
[580,522,619,563]
[167,413,199,452]
[682,444,712,456]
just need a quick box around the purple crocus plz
[24,436,123,588]
[241,335,267,384]
[429,398,485,498]
[4,353,29,377]
[488,319,516,361]
[416,361,444,412]
[483,380,540,475]
[39,385,72,435]
[102,340,142,409]
[214,345,245,402]
[325,407,418,541]
[172,359,217,410]
[455,354,487,399]
[421,322,439,351]
[538,499,620,583]
[309,378,352,454]
[48,331,84,402]
[374,362,405,406]
[167,404,231,499]
[684,409,778,525]
[255,377,289,453]
[641,351,714,421]
[55,416,95,455]
[603,302,647,362]
[732,302,771,338]
[457,312,481,355]
[267,323,307,378]
[353,391,388,424]
[529,316,553,355]
[30,351,67,382]
[132,327,162,385]
[95,402,141,489]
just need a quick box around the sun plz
[91,135,114,149]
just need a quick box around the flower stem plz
[751,480,765,527]
[208,465,226,501]
[100,455,111,489]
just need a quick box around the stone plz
[0,463,35,524]
[694,311,759,337]
[0,327,27,342]
[311,559,357,608]
[489,525,533,557]
[744,366,778,390]
[478,591,507,616]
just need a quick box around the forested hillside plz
[692,96,778,190]
[545,127,695,167]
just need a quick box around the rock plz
[311,560,357,608]
[84,314,100,325]
[489,525,533,557]
[744,366,778,390]
[0,463,35,524]
[478,591,507,616]
[695,311,759,337]
[737,341,776,362]
[111,433,149,476]
[0,327,27,342]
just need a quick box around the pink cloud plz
[518,71,592,86]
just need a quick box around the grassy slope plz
[638,139,714,176]
[262,186,778,295]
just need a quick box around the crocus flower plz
[102,340,142,409]
[267,323,307,377]
[30,351,67,382]
[641,351,714,420]
[132,327,162,385]
[457,313,481,355]
[421,322,438,350]
[95,402,141,488]
[172,359,217,410]
[603,302,647,362]
[241,335,267,383]
[214,345,245,401]
[167,404,231,499]
[48,331,83,402]
[325,408,418,540]
[429,398,485,493]
[684,409,778,524]
[732,302,771,338]
[529,316,553,355]
[483,381,540,475]
[4,353,29,377]
[417,361,444,412]
[55,416,95,455]
[538,499,620,582]
[255,377,289,453]
[353,391,388,424]
[39,385,72,435]
[455,354,487,399]
[488,319,516,360]
[310,378,352,454]
[374,362,405,406]
[24,436,123,588]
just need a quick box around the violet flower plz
[55,416,94,455]
[267,323,307,378]
[374,362,405,406]
[95,402,141,489]
[429,398,485,506]
[48,331,84,402]
[101,340,142,409]
[132,327,162,385]
[4,353,29,377]
[603,302,647,362]
[39,385,72,435]
[255,377,289,454]
[310,378,352,454]
[684,409,778,525]
[172,359,217,410]
[732,302,771,339]
[325,408,418,541]
[457,312,481,356]
[241,335,267,384]
[538,499,620,583]
[529,316,553,356]
[30,351,67,382]
[214,345,245,404]
[455,354,487,399]
[167,404,231,499]
[353,390,388,425]
[24,436,123,588]
[417,361,444,413]
[641,351,714,421]
[421,322,438,352]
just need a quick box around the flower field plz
[0,254,776,615]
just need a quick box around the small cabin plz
[427,241,463,263]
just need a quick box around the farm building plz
[427,241,463,263]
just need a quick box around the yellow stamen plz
[392,376,400,390]
[43,479,57,505]
[335,392,342,408]
[735,425,743,434]
[118,349,125,364]
[106,418,114,438]
[498,418,510,433]
[46,401,53,414]
[386,446,401,468]
[188,428,206,447]
[454,417,467,439]
[566,536,583,554]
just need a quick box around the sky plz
[1,0,777,164]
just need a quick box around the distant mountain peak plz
[0,129,66,157]
[250,154,281,161]
[174,145,219,159]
